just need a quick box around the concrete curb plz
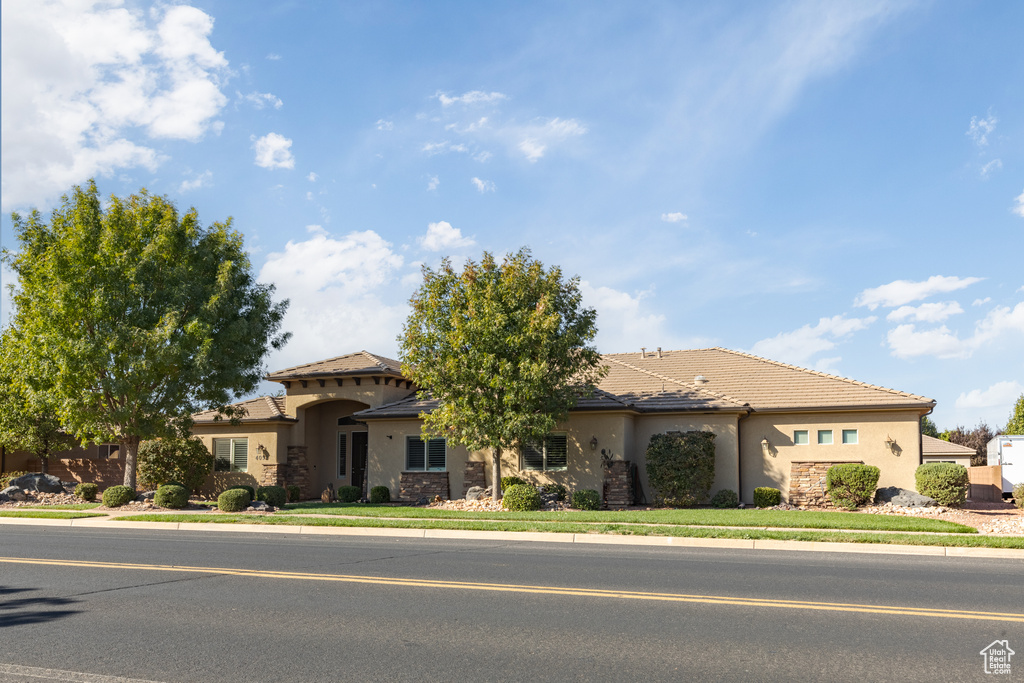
[1,516,1022,558]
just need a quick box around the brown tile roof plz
[921,435,976,456]
[192,395,296,424]
[266,351,404,381]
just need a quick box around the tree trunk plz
[491,446,501,501]
[38,455,49,475]
[122,437,140,490]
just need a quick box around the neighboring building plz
[921,434,975,468]
[189,348,936,506]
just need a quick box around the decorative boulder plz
[249,500,273,511]
[875,486,937,508]
[8,473,64,494]
[465,486,485,501]
[1,485,23,501]
[139,491,156,501]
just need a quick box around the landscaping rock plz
[7,473,64,494]
[465,486,485,501]
[1,485,24,501]
[249,500,274,511]
[417,496,430,506]
[875,486,937,507]
[139,491,156,501]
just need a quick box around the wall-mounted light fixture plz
[885,435,898,455]
[761,437,773,458]
[386,435,392,440]
[590,436,598,451]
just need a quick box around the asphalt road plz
[0,526,1021,682]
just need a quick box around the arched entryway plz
[301,399,370,497]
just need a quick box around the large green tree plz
[2,181,289,489]
[943,422,997,467]
[1003,394,1024,435]
[920,415,940,438]
[399,248,606,501]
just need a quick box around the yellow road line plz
[3,556,1022,623]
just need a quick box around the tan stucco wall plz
[191,423,293,496]
[630,413,742,504]
[923,454,972,467]
[283,381,413,421]
[301,399,372,494]
[366,418,465,497]
[739,410,923,504]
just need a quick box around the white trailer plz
[987,434,1024,494]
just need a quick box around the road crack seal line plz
[2,556,1021,624]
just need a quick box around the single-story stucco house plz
[920,434,976,468]
[186,347,937,506]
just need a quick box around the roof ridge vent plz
[694,375,708,385]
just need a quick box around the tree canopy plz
[1003,394,1024,435]
[2,181,289,488]
[399,248,606,499]
[920,415,939,438]
[942,422,997,467]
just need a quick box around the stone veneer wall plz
[463,462,486,496]
[260,463,287,488]
[788,461,862,508]
[45,459,126,488]
[286,446,310,500]
[400,471,450,502]
[603,461,633,507]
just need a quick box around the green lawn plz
[17,502,103,511]
[278,502,976,534]
[0,510,107,519]
[111,513,1023,549]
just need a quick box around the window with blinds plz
[521,434,568,471]
[337,432,348,478]
[406,437,446,471]
[213,438,248,472]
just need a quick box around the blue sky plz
[2,0,1022,431]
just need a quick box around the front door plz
[351,431,368,496]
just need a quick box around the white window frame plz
[337,432,348,479]
[97,444,120,458]
[793,430,809,446]
[214,437,248,472]
[406,436,446,471]
[817,430,833,445]
[842,429,859,445]
[521,434,568,472]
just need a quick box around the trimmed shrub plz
[572,489,601,511]
[1013,483,1024,509]
[753,487,781,508]
[501,476,529,492]
[825,464,881,510]
[915,463,969,507]
[645,431,716,507]
[218,488,251,512]
[227,485,256,499]
[287,485,301,502]
[101,485,136,508]
[74,482,99,502]
[337,485,361,503]
[154,484,189,509]
[503,484,542,511]
[370,485,391,504]
[710,489,739,509]
[0,470,32,490]
[137,436,213,493]
[542,483,568,501]
[256,485,287,507]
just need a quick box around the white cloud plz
[259,229,407,366]
[579,282,709,354]
[266,53,281,60]
[252,132,295,169]
[661,212,688,223]
[376,119,394,131]
[436,90,507,107]
[516,118,586,162]
[178,170,212,192]
[973,297,991,306]
[427,176,439,191]
[418,221,475,252]
[855,275,983,310]
[1,264,16,327]
[980,158,1002,179]
[749,314,876,367]
[956,381,1024,410]
[1,0,229,210]
[306,172,318,182]
[885,301,963,323]
[886,301,1024,359]
[242,91,283,110]
[1014,189,1024,218]
[470,177,495,193]
[967,114,997,147]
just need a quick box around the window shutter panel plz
[215,440,231,472]
[407,437,425,470]
[546,435,568,469]
[522,441,544,470]
[338,433,348,477]
[232,439,248,471]
[427,439,446,470]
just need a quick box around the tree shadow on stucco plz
[0,586,82,627]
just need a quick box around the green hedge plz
[154,484,189,509]
[753,487,781,508]
[501,476,530,491]
[571,489,601,511]
[645,430,716,507]
[542,483,568,501]
[101,485,136,508]
[74,483,99,502]
[826,464,881,510]
[287,485,301,502]
[337,485,361,503]
[256,485,287,507]
[218,488,251,512]
[1013,483,1024,509]
[370,486,391,504]
[502,484,542,511]
[226,485,255,500]
[137,437,212,493]
[915,463,969,507]
[710,489,739,509]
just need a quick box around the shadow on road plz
[0,586,82,627]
